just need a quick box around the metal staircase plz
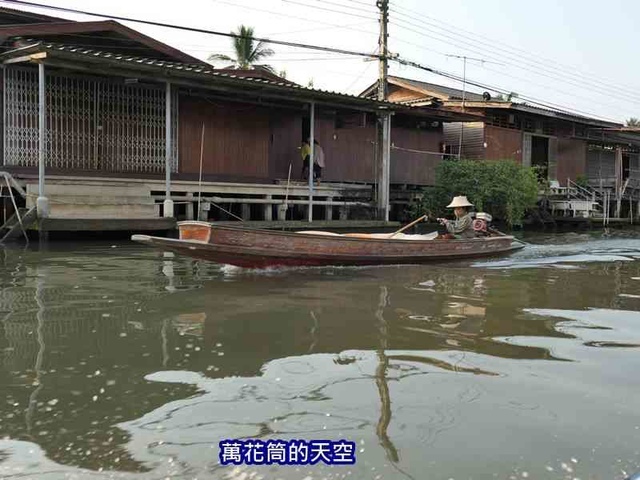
[547,179,603,218]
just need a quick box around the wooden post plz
[263,195,273,221]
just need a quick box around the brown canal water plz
[1,231,640,480]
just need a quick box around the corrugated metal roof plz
[6,41,398,105]
[502,103,621,127]
[0,41,477,122]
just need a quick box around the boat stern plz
[177,221,212,243]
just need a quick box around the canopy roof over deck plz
[0,41,479,122]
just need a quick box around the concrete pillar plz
[263,195,273,221]
[376,113,391,222]
[185,193,194,220]
[277,203,287,221]
[164,82,174,218]
[339,206,349,220]
[308,102,315,222]
[37,62,49,219]
[199,202,209,222]
[241,203,251,221]
[325,199,333,221]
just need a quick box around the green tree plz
[410,159,539,227]
[626,117,640,127]
[208,25,275,72]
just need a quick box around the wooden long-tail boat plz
[131,221,524,269]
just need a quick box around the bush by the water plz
[410,159,539,227]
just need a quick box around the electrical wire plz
[212,0,377,37]
[1,0,624,121]
[389,15,640,108]
[301,0,378,15]
[392,2,640,94]
[281,0,378,21]
[0,0,381,60]
[390,5,640,101]
[393,56,621,123]
[266,20,376,37]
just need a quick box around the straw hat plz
[446,196,474,208]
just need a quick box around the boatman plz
[437,196,475,239]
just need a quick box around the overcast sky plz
[6,0,639,123]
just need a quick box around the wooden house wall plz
[390,127,443,185]
[313,116,376,183]
[269,112,302,179]
[484,125,523,163]
[177,95,444,186]
[314,116,443,185]
[556,137,587,184]
[178,95,271,179]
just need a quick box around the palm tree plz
[208,25,275,73]
[626,117,640,127]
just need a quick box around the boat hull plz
[132,222,523,268]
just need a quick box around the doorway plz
[531,135,549,180]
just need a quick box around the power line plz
[0,0,381,60]
[344,0,378,8]
[389,5,640,101]
[280,0,378,21]
[211,0,378,38]
[345,61,376,92]
[301,0,378,15]
[389,15,640,107]
[390,13,640,103]
[266,20,376,37]
[392,2,640,95]
[476,62,636,122]
[394,56,621,123]
[0,0,622,121]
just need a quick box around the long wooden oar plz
[388,214,428,238]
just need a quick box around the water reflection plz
[0,235,639,479]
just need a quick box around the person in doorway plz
[313,139,325,184]
[436,196,475,239]
[300,139,311,180]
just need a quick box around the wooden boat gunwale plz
[175,220,516,246]
[132,220,524,268]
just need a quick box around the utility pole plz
[376,0,391,221]
[377,0,388,102]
